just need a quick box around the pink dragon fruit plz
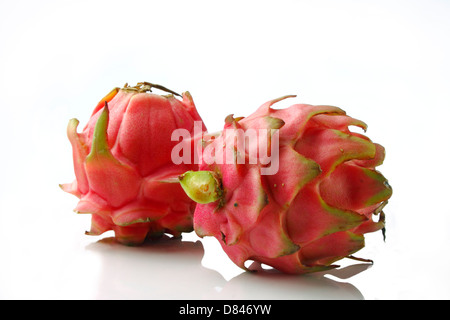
[179,95,392,274]
[61,82,206,245]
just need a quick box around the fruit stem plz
[122,82,181,97]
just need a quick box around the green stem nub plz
[179,171,222,204]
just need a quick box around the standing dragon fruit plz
[179,95,392,274]
[61,82,206,245]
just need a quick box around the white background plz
[0,0,449,299]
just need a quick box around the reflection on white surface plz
[67,236,366,300]
[86,237,226,300]
[218,263,367,300]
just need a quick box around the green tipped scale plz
[86,102,111,161]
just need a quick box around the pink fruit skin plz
[192,96,392,273]
[61,85,206,245]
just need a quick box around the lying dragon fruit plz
[179,95,392,274]
[61,82,206,245]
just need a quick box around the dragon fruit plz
[61,82,206,245]
[179,95,392,274]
